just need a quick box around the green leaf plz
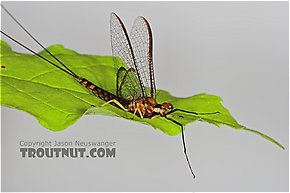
[0,40,285,150]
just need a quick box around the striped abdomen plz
[76,77,129,108]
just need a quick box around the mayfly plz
[1,5,219,178]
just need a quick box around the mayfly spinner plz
[1,5,219,178]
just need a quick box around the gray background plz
[1,1,288,191]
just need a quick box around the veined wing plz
[130,16,156,99]
[110,13,145,100]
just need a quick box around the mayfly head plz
[161,102,174,112]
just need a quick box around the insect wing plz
[110,13,144,100]
[130,16,156,98]
[116,67,140,100]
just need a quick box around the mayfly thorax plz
[1,5,219,178]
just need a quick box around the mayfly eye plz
[162,102,173,110]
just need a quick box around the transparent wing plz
[130,16,156,98]
[110,13,144,100]
[116,67,140,100]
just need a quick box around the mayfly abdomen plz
[77,77,115,102]
[76,77,130,109]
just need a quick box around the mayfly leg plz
[163,108,219,178]
[100,99,127,111]
[165,109,220,116]
[164,116,196,179]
